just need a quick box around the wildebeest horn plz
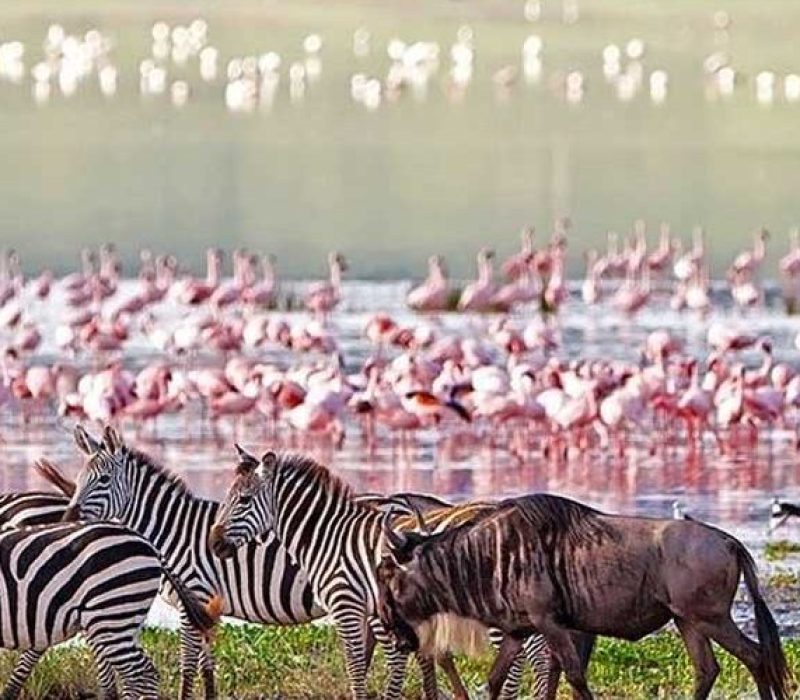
[382,510,408,554]
[406,501,431,535]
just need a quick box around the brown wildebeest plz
[377,494,790,700]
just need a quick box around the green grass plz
[2,625,799,698]
[765,540,800,561]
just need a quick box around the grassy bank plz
[2,625,799,698]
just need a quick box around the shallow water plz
[2,0,800,277]
[2,279,800,630]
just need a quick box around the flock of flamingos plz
[1,221,800,460]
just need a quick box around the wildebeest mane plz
[505,494,615,545]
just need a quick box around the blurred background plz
[1,0,798,277]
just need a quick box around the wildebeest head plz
[376,517,431,654]
[209,445,276,558]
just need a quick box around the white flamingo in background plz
[581,250,601,305]
[407,255,449,311]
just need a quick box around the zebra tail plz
[33,458,76,498]
[161,564,222,640]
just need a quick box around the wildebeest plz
[377,493,790,700]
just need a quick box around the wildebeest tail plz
[34,458,76,498]
[161,564,221,640]
[737,543,791,699]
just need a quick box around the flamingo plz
[305,251,347,316]
[457,248,497,312]
[730,227,769,277]
[581,250,601,305]
[407,255,449,311]
[780,229,800,278]
[242,254,277,306]
[501,227,534,279]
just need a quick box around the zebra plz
[210,448,584,700]
[0,490,70,529]
[0,520,215,699]
[57,425,483,700]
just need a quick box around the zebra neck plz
[273,488,382,581]
[122,464,216,556]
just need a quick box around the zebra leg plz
[0,649,43,700]
[332,607,370,700]
[199,639,217,700]
[86,635,160,700]
[96,656,120,700]
[436,653,470,700]
[486,629,524,700]
[496,652,525,700]
[366,616,409,700]
[526,633,559,700]
[532,632,596,700]
[381,642,409,700]
[177,620,202,700]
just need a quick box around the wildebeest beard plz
[393,495,619,634]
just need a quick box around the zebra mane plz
[272,451,355,502]
[124,446,193,496]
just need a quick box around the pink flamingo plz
[173,248,222,305]
[242,254,277,306]
[780,229,800,277]
[730,227,769,277]
[407,255,449,311]
[647,223,673,272]
[501,227,534,279]
[458,248,497,312]
[305,251,348,316]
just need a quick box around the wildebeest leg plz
[487,636,524,700]
[436,653,470,700]
[363,621,377,672]
[538,625,593,700]
[675,618,719,699]
[697,617,771,699]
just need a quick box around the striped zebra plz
[210,449,583,700]
[57,425,479,700]
[0,491,70,529]
[0,520,215,700]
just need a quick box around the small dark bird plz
[769,497,800,532]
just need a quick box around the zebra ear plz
[234,444,258,473]
[74,425,101,455]
[102,426,124,455]
[260,451,278,471]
